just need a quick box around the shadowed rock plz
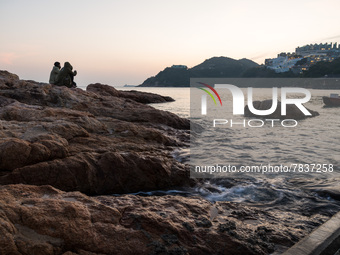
[0,184,328,255]
[0,71,329,255]
[87,83,175,104]
[0,70,192,194]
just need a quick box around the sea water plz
[120,87,340,216]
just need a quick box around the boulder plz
[118,90,175,104]
[0,184,328,255]
[0,70,192,194]
[0,77,188,129]
[86,83,120,97]
[0,138,31,171]
[0,151,191,195]
[87,83,175,103]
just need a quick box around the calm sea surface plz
[117,87,340,216]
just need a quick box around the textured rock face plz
[87,83,175,104]
[244,100,319,120]
[0,184,328,255]
[0,74,188,129]
[0,71,329,255]
[0,70,192,195]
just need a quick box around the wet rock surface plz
[0,184,328,255]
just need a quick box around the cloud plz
[250,53,270,61]
[0,52,18,65]
[318,34,340,41]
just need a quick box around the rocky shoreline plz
[0,71,192,195]
[0,71,331,254]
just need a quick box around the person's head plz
[54,62,61,69]
[64,62,73,70]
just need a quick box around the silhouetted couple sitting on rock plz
[49,61,77,88]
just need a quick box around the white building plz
[266,56,303,73]
[171,65,187,69]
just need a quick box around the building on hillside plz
[296,42,340,57]
[171,65,187,69]
[265,42,340,74]
[265,53,302,73]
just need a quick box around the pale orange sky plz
[1,0,340,86]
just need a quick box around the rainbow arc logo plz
[197,82,222,106]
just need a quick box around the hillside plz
[139,56,259,87]
[243,58,340,78]
[140,56,340,87]
[302,58,340,77]
[139,66,190,87]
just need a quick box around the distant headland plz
[139,42,340,87]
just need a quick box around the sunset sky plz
[1,0,340,86]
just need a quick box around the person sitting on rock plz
[49,61,61,84]
[55,62,77,88]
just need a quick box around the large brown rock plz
[0,70,192,194]
[86,83,120,97]
[0,151,190,195]
[118,90,175,104]
[0,73,188,129]
[0,138,31,170]
[87,83,175,104]
[0,184,328,255]
[0,70,19,84]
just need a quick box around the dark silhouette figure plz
[49,61,61,84]
[55,62,77,88]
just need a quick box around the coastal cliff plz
[0,71,331,255]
